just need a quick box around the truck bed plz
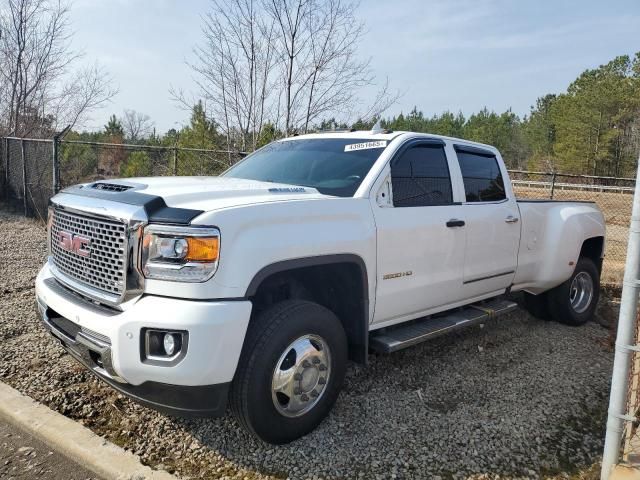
[517,199,596,204]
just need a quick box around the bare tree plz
[50,64,117,132]
[182,0,276,151]
[351,77,402,126]
[266,0,375,134]
[264,0,309,135]
[0,0,116,137]
[182,0,396,146]
[121,109,154,141]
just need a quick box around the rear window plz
[456,150,506,202]
[223,138,388,197]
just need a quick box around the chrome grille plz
[50,209,128,297]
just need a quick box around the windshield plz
[222,138,389,197]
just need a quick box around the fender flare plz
[245,254,370,363]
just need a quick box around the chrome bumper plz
[36,295,125,383]
[35,296,230,417]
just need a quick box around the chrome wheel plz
[271,334,331,418]
[569,271,594,314]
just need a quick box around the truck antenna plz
[371,119,384,134]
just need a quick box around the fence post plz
[52,134,60,194]
[173,146,178,176]
[20,138,27,216]
[3,137,8,196]
[52,125,70,193]
[550,171,556,199]
[601,153,640,480]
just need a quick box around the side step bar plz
[369,298,518,353]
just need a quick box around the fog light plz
[142,329,187,364]
[163,333,176,356]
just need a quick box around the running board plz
[369,298,518,353]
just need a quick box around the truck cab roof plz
[282,130,500,155]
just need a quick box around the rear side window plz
[391,144,453,207]
[456,149,506,202]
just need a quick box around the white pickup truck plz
[35,128,605,444]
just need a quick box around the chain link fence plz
[1,136,635,288]
[621,314,640,466]
[58,141,244,188]
[1,136,245,221]
[1,137,55,221]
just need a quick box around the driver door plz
[372,140,466,325]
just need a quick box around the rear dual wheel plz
[523,257,599,326]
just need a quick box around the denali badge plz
[58,231,91,257]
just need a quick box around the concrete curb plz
[0,381,178,480]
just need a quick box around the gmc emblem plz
[58,231,91,257]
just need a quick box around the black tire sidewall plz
[238,301,347,444]
[548,257,600,326]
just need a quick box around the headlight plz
[141,225,220,282]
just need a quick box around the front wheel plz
[547,257,600,326]
[230,300,347,444]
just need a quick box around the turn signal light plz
[185,236,219,262]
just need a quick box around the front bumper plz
[35,262,252,417]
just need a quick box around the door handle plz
[446,219,465,228]
[505,216,519,224]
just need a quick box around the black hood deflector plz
[60,184,204,225]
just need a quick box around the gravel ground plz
[0,207,617,480]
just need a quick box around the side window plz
[456,150,506,202]
[391,144,453,207]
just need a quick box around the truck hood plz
[96,176,327,211]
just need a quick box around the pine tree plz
[104,115,124,137]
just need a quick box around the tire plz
[523,291,550,319]
[230,300,347,444]
[547,257,600,326]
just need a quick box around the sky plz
[70,0,640,133]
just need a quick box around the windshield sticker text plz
[344,140,387,152]
[268,187,306,193]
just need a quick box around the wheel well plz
[580,236,604,272]
[248,259,369,364]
